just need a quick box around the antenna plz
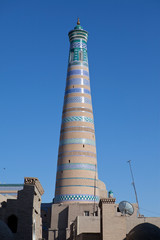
[127,160,140,216]
[93,164,97,215]
[119,201,134,216]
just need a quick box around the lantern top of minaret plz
[74,18,83,30]
[68,19,88,42]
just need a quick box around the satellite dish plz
[118,201,134,216]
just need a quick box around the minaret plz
[54,19,99,204]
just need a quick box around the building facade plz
[48,18,107,240]
[48,19,160,240]
[0,177,44,240]
[0,20,160,240]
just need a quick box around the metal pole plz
[127,160,140,216]
[93,164,97,215]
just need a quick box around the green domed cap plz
[74,18,83,30]
[68,18,88,42]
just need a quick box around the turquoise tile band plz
[62,116,94,124]
[70,42,87,50]
[59,138,95,146]
[64,96,91,105]
[57,163,96,171]
[54,194,99,203]
[68,62,88,67]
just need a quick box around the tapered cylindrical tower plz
[54,20,100,204]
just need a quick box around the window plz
[84,211,89,216]
[7,215,18,233]
[117,207,120,212]
[79,51,83,61]
[93,211,98,216]
[70,52,74,62]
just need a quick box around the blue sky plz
[0,1,160,217]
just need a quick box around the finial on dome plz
[77,18,80,25]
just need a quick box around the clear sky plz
[0,1,160,217]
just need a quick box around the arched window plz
[70,52,74,62]
[79,51,83,61]
[7,215,18,233]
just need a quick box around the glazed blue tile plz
[67,70,89,77]
[65,88,90,95]
[66,78,90,86]
[70,42,87,50]
[64,96,91,105]
[59,138,95,146]
[62,116,94,124]
[57,163,96,171]
[54,194,99,203]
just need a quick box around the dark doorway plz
[7,215,18,233]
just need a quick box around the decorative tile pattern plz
[62,116,94,124]
[65,88,90,95]
[69,30,88,42]
[59,138,95,146]
[83,50,88,62]
[54,194,99,203]
[57,163,96,171]
[66,78,90,86]
[64,96,91,105]
[68,61,88,67]
[67,69,89,77]
[70,42,87,50]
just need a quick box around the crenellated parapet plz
[24,177,44,196]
